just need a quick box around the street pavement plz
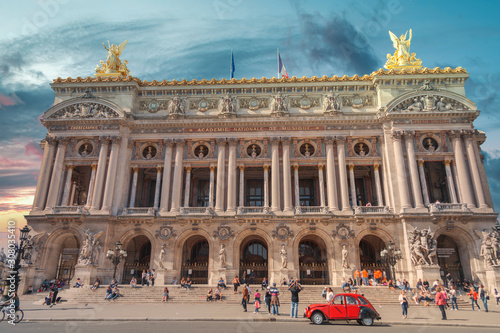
[12,295,500,328]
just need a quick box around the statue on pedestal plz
[219,244,227,268]
[384,29,422,69]
[159,244,167,269]
[408,227,437,266]
[77,230,104,266]
[342,245,349,269]
[280,244,288,269]
[95,40,130,77]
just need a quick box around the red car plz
[304,293,381,326]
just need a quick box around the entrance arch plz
[436,234,464,281]
[42,230,81,282]
[240,236,268,284]
[359,235,391,279]
[298,236,329,285]
[122,235,152,284]
[181,235,209,284]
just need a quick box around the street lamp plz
[380,240,402,281]
[9,225,32,293]
[106,241,127,281]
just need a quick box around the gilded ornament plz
[95,40,130,77]
[384,29,422,70]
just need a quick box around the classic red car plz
[304,293,381,326]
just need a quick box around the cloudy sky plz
[1,0,500,233]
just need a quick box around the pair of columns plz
[214,138,238,213]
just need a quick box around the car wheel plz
[311,312,324,325]
[361,317,374,326]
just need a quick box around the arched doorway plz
[436,234,464,281]
[240,237,268,284]
[298,237,329,285]
[359,235,391,279]
[181,236,209,284]
[122,235,152,284]
[43,233,80,283]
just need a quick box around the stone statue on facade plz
[270,92,288,114]
[167,96,186,118]
[322,91,341,113]
[408,227,437,266]
[218,94,236,117]
[0,248,6,264]
[77,229,104,266]
[280,244,288,269]
[480,229,500,267]
[159,244,167,269]
[95,40,130,77]
[21,232,46,266]
[219,243,227,268]
[384,29,422,69]
[342,244,349,269]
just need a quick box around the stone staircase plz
[29,285,473,307]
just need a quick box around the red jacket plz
[435,291,447,306]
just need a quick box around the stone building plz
[20,64,500,291]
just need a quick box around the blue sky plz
[0,0,500,226]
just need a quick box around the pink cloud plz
[0,157,32,168]
[0,93,16,108]
[25,141,43,158]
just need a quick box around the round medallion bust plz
[299,143,315,157]
[247,144,262,158]
[78,143,93,157]
[143,145,157,159]
[300,97,311,109]
[194,144,209,159]
[423,137,438,152]
[354,142,369,157]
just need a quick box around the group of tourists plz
[140,269,157,287]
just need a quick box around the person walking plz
[435,286,447,320]
[326,287,334,303]
[494,287,499,306]
[265,286,272,314]
[289,280,302,318]
[242,283,249,312]
[141,270,147,287]
[151,269,157,287]
[232,276,240,294]
[270,283,280,315]
[399,290,409,319]
[354,269,361,286]
[254,290,261,314]
[450,285,459,310]
[467,288,480,311]
[478,284,488,312]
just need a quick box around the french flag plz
[278,49,289,79]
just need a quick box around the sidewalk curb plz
[21,317,500,328]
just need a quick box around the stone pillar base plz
[415,265,441,283]
[484,266,500,290]
[209,268,228,286]
[73,265,98,287]
[18,266,36,295]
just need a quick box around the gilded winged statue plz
[384,29,422,69]
[95,40,130,77]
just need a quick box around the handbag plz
[486,296,490,300]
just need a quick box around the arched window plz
[243,240,267,262]
[191,240,209,263]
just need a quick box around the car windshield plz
[358,296,368,305]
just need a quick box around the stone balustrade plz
[354,206,391,214]
[429,203,470,213]
[51,206,87,214]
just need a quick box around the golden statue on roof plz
[95,40,130,77]
[384,29,422,70]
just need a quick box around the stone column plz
[90,137,110,211]
[444,160,458,204]
[33,137,57,210]
[324,136,338,211]
[348,165,357,207]
[417,160,430,206]
[85,164,97,208]
[170,139,185,213]
[226,138,237,213]
[282,137,293,213]
[61,165,74,206]
[183,167,191,207]
[209,166,215,208]
[450,131,475,207]
[293,165,300,209]
[391,131,412,209]
[373,164,384,206]
[337,137,350,211]
[45,138,69,210]
[239,166,245,207]
[463,132,488,208]
[263,165,269,208]
[128,167,139,207]
[159,139,174,214]
[215,138,226,213]
[270,137,281,212]
[154,167,162,209]
[404,131,424,208]
[111,129,131,215]
[318,165,326,208]
[101,137,121,212]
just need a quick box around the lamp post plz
[380,241,402,281]
[9,225,32,293]
[106,241,127,281]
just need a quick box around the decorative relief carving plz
[270,92,289,116]
[189,98,217,112]
[213,224,235,240]
[290,95,319,109]
[272,223,294,241]
[155,225,177,240]
[167,96,186,119]
[239,97,268,110]
[408,227,438,266]
[393,95,469,112]
[50,102,120,119]
[323,91,342,114]
[77,229,104,266]
[342,94,373,108]
[332,223,355,240]
[139,99,169,112]
[218,94,237,117]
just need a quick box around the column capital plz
[403,130,415,139]
[175,138,185,146]
[227,137,238,147]
[280,136,291,145]
[293,164,299,171]
[209,165,216,172]
[127,140,134,149]
[324,136,335,145]
[444,159,452,167]
[417,159,425,167]
[98,135,110,143]
[45,136,58,145]
[91,164,98,170]
[373,163,380,170]
[449,130,461,141]
[67,165,74,171]
[461,129,474,139]
[390,130,403,141]
[132,166,139,173]
[336,135,346,144]
[216,137,226,146]
[239,165,245,171]
[270,137,280,146]
[263,165,269,171]
[185,166,192,172]
[318,164,324,171]
[164,138,174,147]
[56,136,70,145]
[349,164,354,171]
[110,136,121,144]
[156,166,163,172]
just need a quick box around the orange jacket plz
[354,270,360,278]
[362,270,368,278]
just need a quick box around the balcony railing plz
[122,207,156,216]
[295,206,329,214]
[237,206,270,215]
[354,206,391,214]
[51,206,87,214]
[180,207,213,215]
[429,203,470,213]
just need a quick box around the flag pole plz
[277,48,279,78]
[230,49,232,79]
